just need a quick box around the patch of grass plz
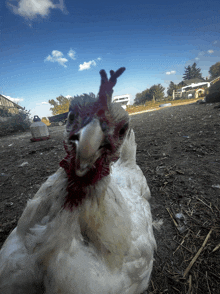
[126,98,200,114]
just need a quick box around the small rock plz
[212,184,220,189]
[5,202,14,207]
[19,162,29,167]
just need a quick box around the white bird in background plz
[0,67,156,294]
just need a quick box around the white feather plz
[0,129,156,294]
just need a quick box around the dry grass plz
[149,194,220,294]
[126,98,200,115]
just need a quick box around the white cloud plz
[8,0,65,19]
[4,95,24,104]
[68,49,76,60]
[66,95,72,98]
[45,50,68,67]
[208,49,214,54]
[97,57,102,61]
[166,70,176,75]
[79,60,96,71]
[213,40,218,45]
[36,101,49,105]
[195,57,200,61]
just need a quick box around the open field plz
[126,98,201,114]
[0,102,220,293]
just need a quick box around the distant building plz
[112,94,130,109]
[0,94,24,115]
[181,78,205,86]
[174,76,220,99]
[177,79,210,94]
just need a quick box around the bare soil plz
[0,102,220,293]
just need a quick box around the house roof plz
[0,94,24,110]
[182,78,205,86]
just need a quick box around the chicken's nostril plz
[69,133,80,142]
[99,141,112,151]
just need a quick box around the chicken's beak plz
[74,118,105,177]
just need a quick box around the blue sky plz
[1,0,220,118]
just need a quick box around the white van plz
[112,94,130,109]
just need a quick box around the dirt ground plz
[0,102,220,293]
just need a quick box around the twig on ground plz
[166,207,178,228]
[173,232,190,255]
[187,275,192,294]
[196,197,213,212]
[183,229,213,278]
[173,239,192,254]
[212,242,220,253]
[206,271,211,294]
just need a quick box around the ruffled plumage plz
[0,130,156,294]
[0,67,156,293]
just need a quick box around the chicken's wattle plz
[60,143,111,209]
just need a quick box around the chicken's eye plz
[68,111,75,122]
[119,122,129,137]
[101,121,108,132]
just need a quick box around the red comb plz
[98,67,126,105]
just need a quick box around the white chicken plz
[0,68,156,294]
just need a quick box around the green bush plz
[0,111,31,137]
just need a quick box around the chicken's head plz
[60,67,129,208]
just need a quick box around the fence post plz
[173,90,175,100]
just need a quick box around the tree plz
[167,81,180,97]
[209,62,220,79]
[134,92,144,105]
[149,84,165,101]
[183,63,203,80]
[48,93,98,115]
[191,62,202,79]
[134,89,151,105]
[183,65,192,80]
[48,95,70,115]
[134,84,165,105]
